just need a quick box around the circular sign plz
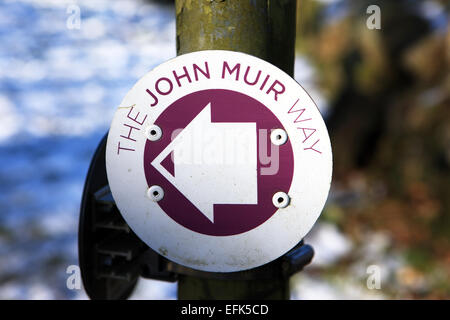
[106,50,332,272]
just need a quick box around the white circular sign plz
[106,50,332,272]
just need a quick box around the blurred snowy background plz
[0,0,448,299]
[0,0,177,299]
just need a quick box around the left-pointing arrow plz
[151,102,258,223]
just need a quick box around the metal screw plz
[147,185,164,202]
[270,128,288,146]
[145,125,162,141]
[272,191,290,208]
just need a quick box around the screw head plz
[147,185,164,202]
[270,128,288,146]
[272,191,290,208]
[145,125,162,141]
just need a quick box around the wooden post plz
[175,0,297,300]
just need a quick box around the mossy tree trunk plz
[176,0,296,76]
